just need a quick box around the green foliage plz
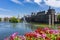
[14,36,20,40]
[9,17,19,23]
[57,14,60,22]
[0,18,2,21]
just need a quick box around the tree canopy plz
[57,14,60,22]
[9,17,19,23]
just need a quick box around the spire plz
[17,14,20,19]
[49,6,51,9]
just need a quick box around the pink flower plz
[36,33,41,38]
[10,32,18,40]
[44,27,50,30]
[4,37,9,40]
[18,36,26,40]
[11,32,18,37]
[4,27,60,40]
[32,31,41,38]
[49,30,59,34]
[41,34,46,38]
[53,30,59,34]
[49,30,54,34]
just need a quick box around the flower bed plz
[4,27,60,40]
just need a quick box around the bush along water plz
[9,17,21,23]
[4,27,60,40]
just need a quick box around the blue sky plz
[0,0,60,18]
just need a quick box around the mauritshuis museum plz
[25,7,58,25]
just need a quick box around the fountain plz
[22,16,32,28]
[23,16,27,24]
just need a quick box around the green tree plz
[57,14,60,22]
[0,18,1,21]
[9,17,18,23]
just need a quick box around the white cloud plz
[25,0,31,2]
[10,0,60,8]
[11,0,22,4]
[0,14,12,18]
[23,0,32,3]
[44,0,60,7]
[0,8,10,11]
[34,0,42,5]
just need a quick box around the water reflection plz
[0,22,37,40]
[10,23,17,28]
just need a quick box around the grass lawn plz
[30,22,60,29]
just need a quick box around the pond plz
[0,22,37,40]
[0,22,60,40]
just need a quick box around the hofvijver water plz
[0,22,37,40]
[0,22,59,40]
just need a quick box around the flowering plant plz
[4,27,60,40]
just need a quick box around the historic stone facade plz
[25,7,57,25]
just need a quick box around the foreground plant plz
[4,27,60,40]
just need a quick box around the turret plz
[47,6,55,15]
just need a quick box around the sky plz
[0,0,60,18]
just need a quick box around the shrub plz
[9,17,18,23]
